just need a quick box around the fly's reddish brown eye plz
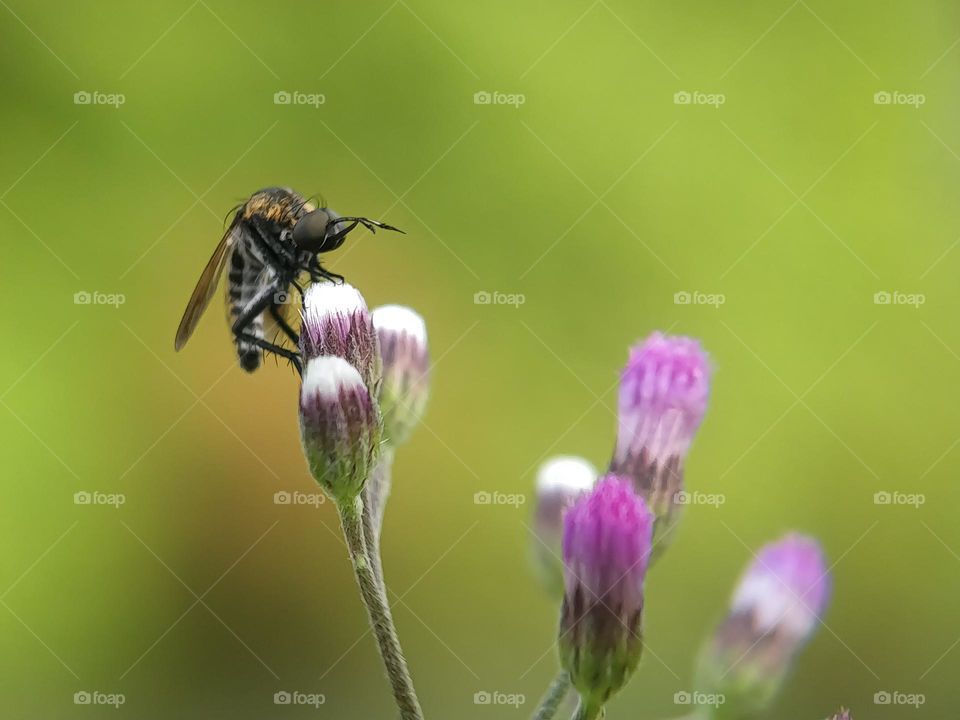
[292,209,331,251]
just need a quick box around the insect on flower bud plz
[559,475,653,713]
[301,282,381,390]
[610,332,710,556]
[372,304,430,446]
[697,533,830,717]
[530,456,597,597]
[299,356,382,505]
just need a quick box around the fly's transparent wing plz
[174,224,238,351]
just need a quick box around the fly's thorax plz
[242,187,312,226]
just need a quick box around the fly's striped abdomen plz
[227,244,266,372]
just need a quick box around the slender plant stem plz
[572,699,604,720]
[362,447,395,588]
[337,495,424,720]
[531,671,571,720]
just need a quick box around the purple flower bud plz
[530,456,597,596]
[698,533,830,716]
[610,332,710,556]
[559,475,653,711]
[372,304,430,446]
[301,282,381,390]
[299,356,382,504]
[830,709,852,720]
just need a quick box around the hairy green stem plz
[531,671,571,720]
[338,495,423,720]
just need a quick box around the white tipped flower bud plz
[301,282,381,391]
[299,356,381,504]
[372,305,429,446]
[530,456,597,596]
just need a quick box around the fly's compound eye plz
[292,209,332,252]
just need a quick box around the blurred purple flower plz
[559,475,653,712]
[372,304,430,446]
[730,533,831,642]
[698,533,830,716]
[610,332,710,556]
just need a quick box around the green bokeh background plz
[2,1,959,717]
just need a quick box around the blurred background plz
[1,1,958,717]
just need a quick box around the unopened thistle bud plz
[530,456,597,596]
[559,475,653,715]
[697,533,830,717]
[372,304,430,446]
[610,332,710,556]
[299,356,382,505]
[829,709,851,720]
[301,282,381,390]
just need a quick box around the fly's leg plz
[232,284,302,374]
[269,303,299,345]
[236,331,302,374]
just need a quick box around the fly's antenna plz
[222,201,244,227]
[329,216,406,234]
[295,192,325,215]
